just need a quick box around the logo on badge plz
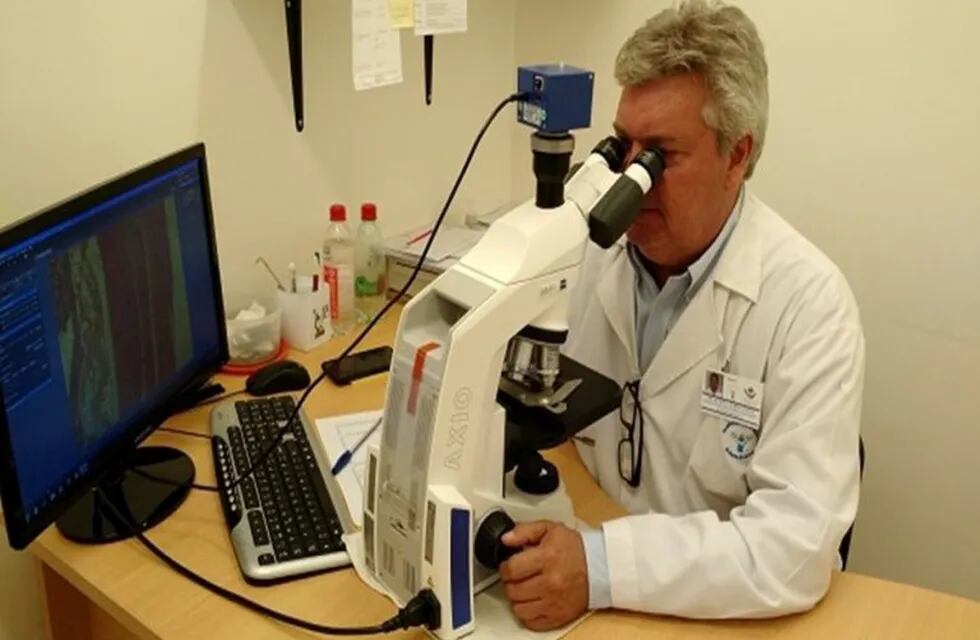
[722,422,758,460]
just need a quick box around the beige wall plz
[2,0,977,634]
[0,1,206,221]
[514,0,980,600]
[0,0,515,637]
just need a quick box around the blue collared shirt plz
[582,188,744,609]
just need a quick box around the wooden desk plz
[28,312,980,639]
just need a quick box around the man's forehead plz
[614,74,710,142]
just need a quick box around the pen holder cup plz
[277,277,332,352]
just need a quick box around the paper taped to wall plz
[352,0,404,91]
[388,0,414,28]
[414,0,467,36]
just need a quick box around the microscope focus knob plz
[475,510,518,570]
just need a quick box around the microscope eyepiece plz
[587,147,666,249]
[591,136,629,172]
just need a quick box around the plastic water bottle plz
[355,202,386,323]
[323,203,355,335]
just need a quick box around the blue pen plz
[331,416,383,475]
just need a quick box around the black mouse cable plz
[195,388,248,407]
[161,388,249,426]
[128,466,219,493]
[157,388,248,439]
[222,91,527,494]
[157,426,212,440]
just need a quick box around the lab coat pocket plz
[688,415,751,512]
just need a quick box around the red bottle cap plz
[329,204,346,222]
[361,202,377,221]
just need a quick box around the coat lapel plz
[596,246,638,371]
[644,281,724,394]
[643,194,765,395]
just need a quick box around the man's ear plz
[726,134,753,188]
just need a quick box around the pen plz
[288,262,297,293]
[405,228,433,247]
[331,416,383,476]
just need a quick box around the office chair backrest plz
[838,437,866,570]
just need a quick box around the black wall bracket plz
[424,34,434,105]
[285,0,304,131]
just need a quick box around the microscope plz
[363,65,665,638]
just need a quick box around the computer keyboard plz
[210,395,351,583]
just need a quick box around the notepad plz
[314,410,383,528]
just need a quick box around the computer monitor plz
[0,144,227,549]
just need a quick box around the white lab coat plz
[566,191,864,618]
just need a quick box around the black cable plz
[225,91,527,492]
[194,388,247,408]
[129,467,219,493]
[95,489,438,636]
[158,426,212,440]
[157,390,247,441]
[170,387,247,415]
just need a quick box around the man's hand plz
[499,520,589,631]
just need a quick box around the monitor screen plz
[0,145,227,548]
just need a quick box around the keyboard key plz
[248,510,270,547]
[258,553,275,566]
[211,438,243,527]
[241,478,259,510]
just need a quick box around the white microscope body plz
[362,70,663,637]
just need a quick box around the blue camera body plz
[516,64,594,133]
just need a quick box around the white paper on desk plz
[315,410,382,528]
[352,0,403,91]
[414,0,467,35]
[344,530,592,639]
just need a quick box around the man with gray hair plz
[499,0,865,629]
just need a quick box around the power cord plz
[95,488,440,636]
[224,90,527,492]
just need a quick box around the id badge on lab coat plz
[700,368,764,430]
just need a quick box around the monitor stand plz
[56,446,195,544]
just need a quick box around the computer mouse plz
[246,360,311,396]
